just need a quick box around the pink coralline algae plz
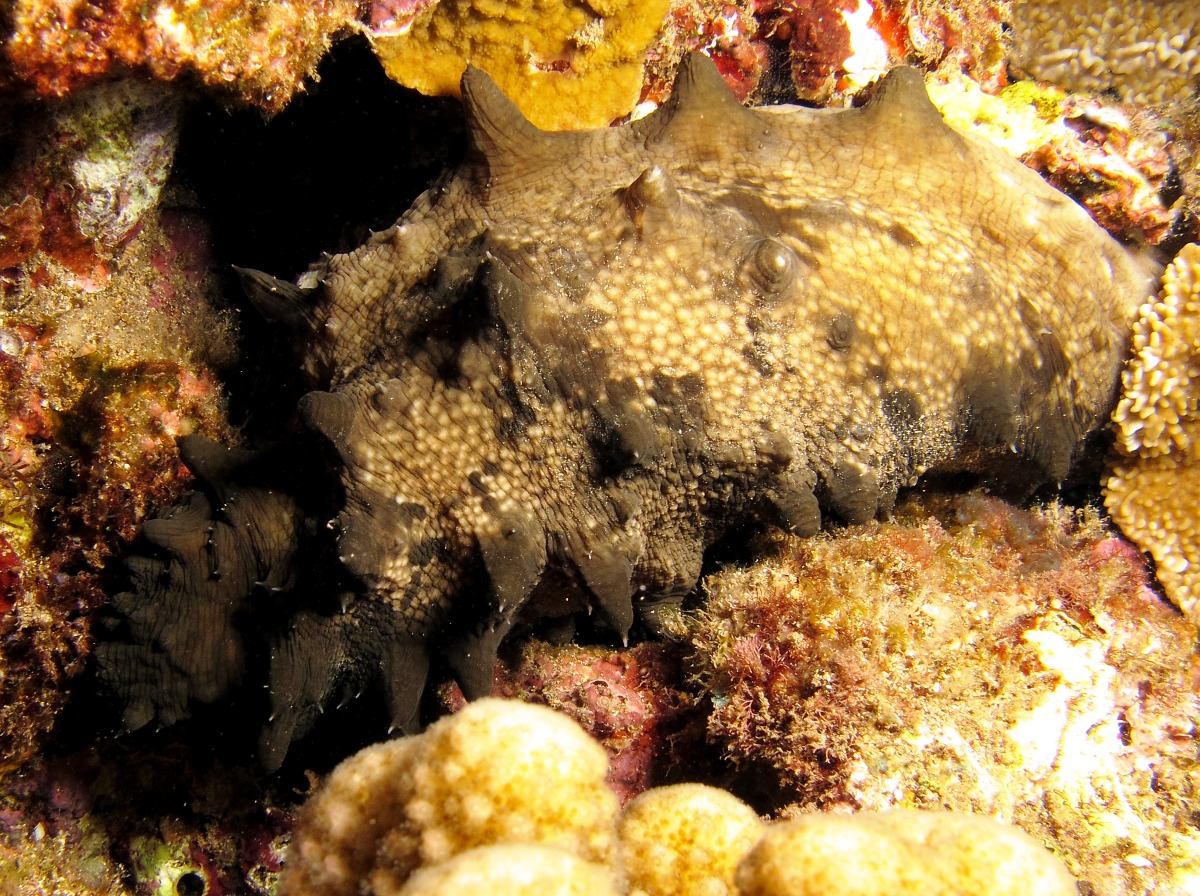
[1024,94,1179,246]
[439,640,709,805]
[3,0,359,114]
[687,493,1200,895]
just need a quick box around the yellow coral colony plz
[735,811,1079,896]
[1106,243,1200,624]
[278,698,618,896]
[618,783,765,896]
[370,0,670,129]
[283,698,1080,896]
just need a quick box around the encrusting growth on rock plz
[100,51,1151,767]
[685,492,1200,896]
[369,0,672,129]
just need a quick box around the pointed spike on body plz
[177,435,254,488]
[336,512,391,579]
[671,50,751,118]
[382,637,430,735]
[445,616,514,701]
[857,66,965,156]
[299,391,358,454]
[566,531,636,640]
[764,470,822,537]
[141,493,213,559]
[234,266,317,332]
[460,65,551,169]
[635,51,758,149]
[476,508,547,615]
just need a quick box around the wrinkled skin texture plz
[98,54,1151,768]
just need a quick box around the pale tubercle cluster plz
[1010,0,1200,106]
[280,697,1077,896]
[1106,243,1200,624]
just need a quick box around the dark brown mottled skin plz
[97,54,1151,768]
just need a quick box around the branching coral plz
[368,0,671,128]
[1106,242,1200,624]
[1010,0,1200,106]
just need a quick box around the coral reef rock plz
[0,76,234,771]
[0,78,183,279]
[284,697,1078,896]
[688,493,1200,896]
[0,746,288,895]
[754,0,1012,105]
[1107,242,1200,624]
[369,0,671,129]
[100,51,1152,769]
[1010,0,1200,106]
[4,0,359,113]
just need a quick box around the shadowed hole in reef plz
[54,37,467,766]
[175,871,206,896]
[170,33,466,437]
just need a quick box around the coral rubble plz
[686,493,1200,896]
[4,0,360,114]
[1107,242,1200,625]
[368,0,672,128]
